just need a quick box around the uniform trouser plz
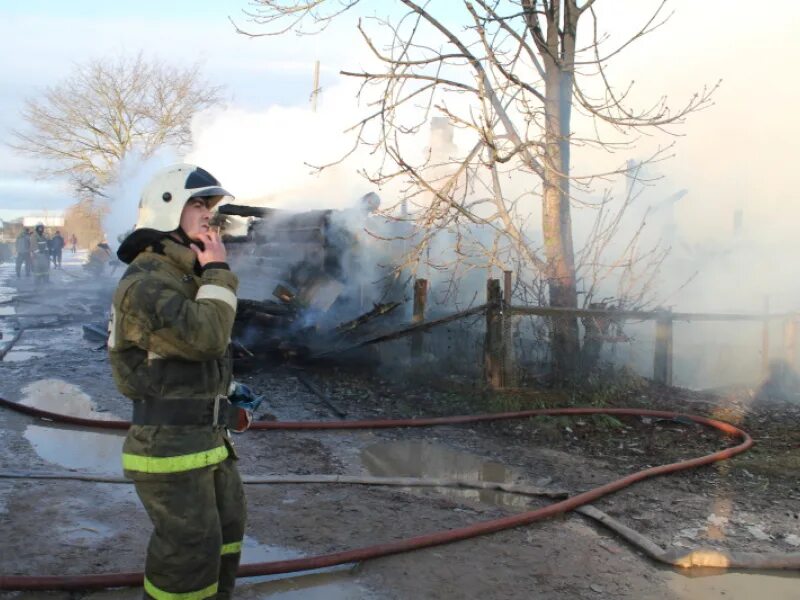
[32,254,49,283]
[133,457,246,600]
[52,250,62,267]
[15,254,30,277]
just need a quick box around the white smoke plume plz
[102,148,178,250]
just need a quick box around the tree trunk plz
[541,7,580,381]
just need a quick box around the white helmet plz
[135,163,233,233]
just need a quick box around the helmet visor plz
[189,186,233,210]
[189,186,233,200]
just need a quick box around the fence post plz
[411,278,428,358]
[784,318,797,369]
[485,278,504,388]
[653,308,673,386]
[502,271,515,386]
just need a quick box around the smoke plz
[102,148,178,250]
[186,81,379,209]
[180,6,800,389]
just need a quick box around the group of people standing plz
[15,225,77,284]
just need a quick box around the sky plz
[1,1,800,309]
[0,0,357,216]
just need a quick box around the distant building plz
[22,212,65,228]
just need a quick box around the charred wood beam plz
[238,298,295,316]
[314,304,488,357]
[218,205,277,218]
[335,302,402,334]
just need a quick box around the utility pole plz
[310,60,320,112]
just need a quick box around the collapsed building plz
[217,195,411,363]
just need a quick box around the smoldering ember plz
[1,2,800,600]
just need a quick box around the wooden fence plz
[349,272,797,389]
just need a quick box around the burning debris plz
[218,201,408,363]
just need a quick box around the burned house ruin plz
[218,197,408,362]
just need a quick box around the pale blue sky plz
[2,0,800,245]
[0,0,348,215]
[1,0,240,19]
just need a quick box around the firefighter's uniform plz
[31,228,50,284]
[109,235,245,599]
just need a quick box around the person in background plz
[86,241,118,276]
[15,228,32,278]
[50,230,65,269]
[31,223,50,285]
[70,233,78,254]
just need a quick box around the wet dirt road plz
[0,255,798,599]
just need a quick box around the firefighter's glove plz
[228,383,264,433]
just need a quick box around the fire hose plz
[0,395,790,592]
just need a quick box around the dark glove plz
[228,382,265,433]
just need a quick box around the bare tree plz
[11,53,223,198]
[236,1,716,378]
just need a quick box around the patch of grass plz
[484,389,565,413]
[572,364,649,407]
[589,414,625,430]
[730,448,800,477]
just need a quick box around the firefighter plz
[86,241,114,276]
[15,228,31,278]
[109,163,261,600]
[31,223,50,285]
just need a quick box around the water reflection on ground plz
[24,424,124,474]
[234,535,372,599]
[20,379,124,474]
[3,347,46,362]
[362,439,532,509]
[668,568,800,599]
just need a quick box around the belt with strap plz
[131,395,230,426]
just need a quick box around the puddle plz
[0,302,16,345]
[362,440,531,509]
[0,285,15,304]
[3,347,46,362]
[236,535,372,599]
[19,379,121,420]
[24,424,124,473]
[77,536,376,600]
[668,569,800,599]
[19,379,125,474]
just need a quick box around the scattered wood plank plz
[294,371,347,418]
[0,329,24,361]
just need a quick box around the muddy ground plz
[0,254,799,599]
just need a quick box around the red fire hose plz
[0,396,753,591]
